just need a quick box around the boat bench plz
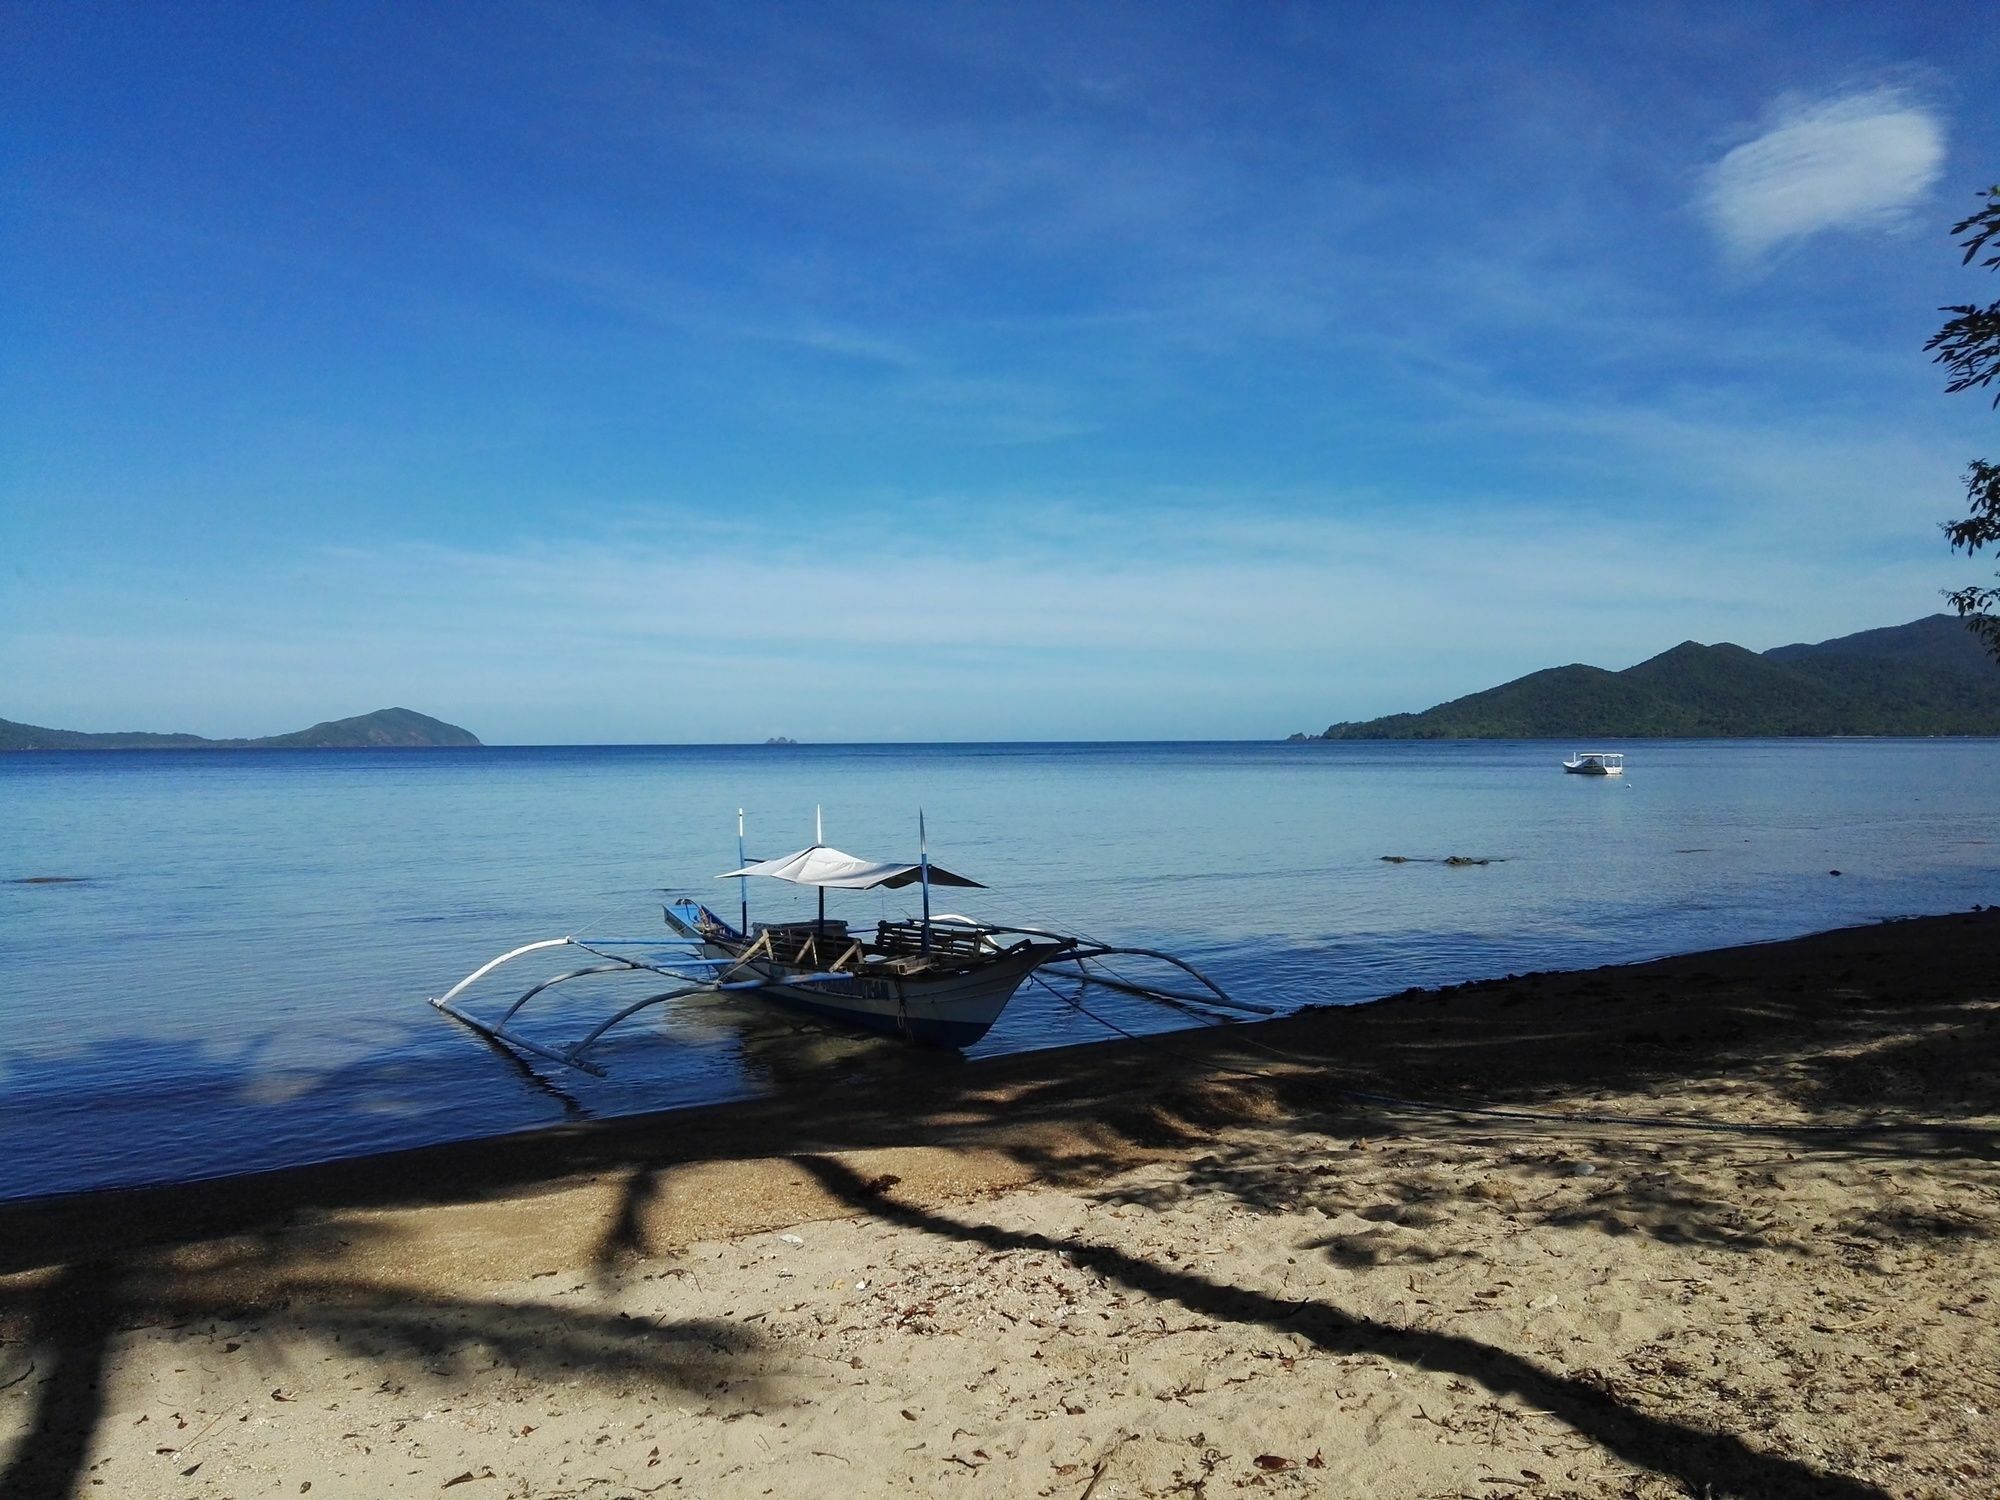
[875,921,990,959]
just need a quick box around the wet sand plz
[3,908,1996,1498]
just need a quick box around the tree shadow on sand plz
[794,1153,1890,1500]
[1090,1091,2000,1264]
[5,910,1996,1497]
[0,1221,772,1500]
[593,1161,664,1278]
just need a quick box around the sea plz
[4,739,1998,1202]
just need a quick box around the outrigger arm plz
[428,932,892,1076]
[428,935,731,1077]
[1058,945,1272,1016]
[921,917,1271,1018]
[429,919,1264,1078]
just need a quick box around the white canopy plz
[715,844,984,891]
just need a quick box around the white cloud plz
[1701,87,1945,260]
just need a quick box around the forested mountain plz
[0,708,481,751]
[1302,616,2000,739]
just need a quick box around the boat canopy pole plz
[737,807,749,934]
[919,808,932,954]
[815,805,826,931]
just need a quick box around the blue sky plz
[5,2,1998,742]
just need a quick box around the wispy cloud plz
[0,487,1955,744]
[11,6,1995,744]
[1700,86,1945,261]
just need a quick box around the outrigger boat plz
[429,811,1260,1076]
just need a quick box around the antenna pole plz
[816,805,825,932]
[919,809,932,953]
[737,807,748,935]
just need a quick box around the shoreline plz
[4,908,1996,1496]
[1,908,1993,1262]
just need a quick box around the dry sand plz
[3,909,1997,1499]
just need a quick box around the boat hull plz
[1562,752,1624,775]
[735,945,1053,1047]
[665,902,1062,1047]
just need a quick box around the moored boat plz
[428,811,1258,1074]
[1562,750,1625,776]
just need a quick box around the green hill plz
[0,707,481,751]
[1305,615,2000,739]
[1764,613,2000,675]
[247,708,481,748]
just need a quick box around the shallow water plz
[3,739,1997,1200]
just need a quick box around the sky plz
[4,2,1999,743]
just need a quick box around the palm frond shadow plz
[4,910,1994,1498]
[0,1220,772,1500]
[795,1153,1890,1500]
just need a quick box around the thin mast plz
[919,808,932,953]
[815,805,826,932]
[737,807,748,934]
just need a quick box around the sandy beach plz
[3,908,1996,1499]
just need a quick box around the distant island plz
[0,707,482,751]
[763,736,800,746]
[1293,615,2000,739]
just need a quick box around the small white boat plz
[1562,750,1625,776]
[428,810,1260,1073]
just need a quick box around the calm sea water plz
[3,739,1997,1201]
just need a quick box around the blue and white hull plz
[734,944,1051,1047]
[664,900,1064,1048]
